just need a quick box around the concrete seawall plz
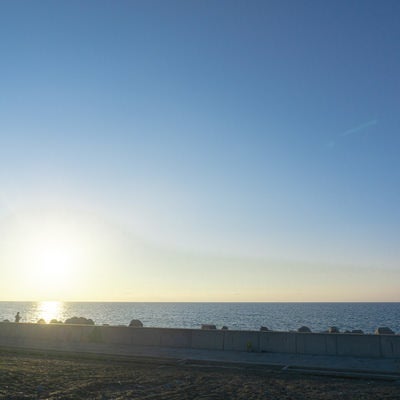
[0,323,399,359]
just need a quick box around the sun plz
[31,237,77,282]
[2,211,103,300]
[21,220,84,292]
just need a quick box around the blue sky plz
[1,1,399,301]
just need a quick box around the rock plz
[201,324,216,330]
[297,326,311,333]
[375,327,394,335]
[260,326,270,332]
[328,326,339,333]
[221,326,228,330]
[352,329,364,334]
[64,316,95,325]
[129,319,143,328]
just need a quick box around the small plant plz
[246,341,253,352]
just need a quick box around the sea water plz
[0,302,399,334]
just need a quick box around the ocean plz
[1,302,399,334]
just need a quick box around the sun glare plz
[31,238,77,281]
[36,300,64,323]
[19,217,85,295]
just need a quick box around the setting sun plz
[29,236,79,284]
[4,214,89,299]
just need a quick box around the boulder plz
[375,327,394,335]
[297,326,311,333]
[64,316,95,325]
[260,326,270,332]
[328,326,339,333]
[129,319,143,328]
[201,324,216,330]
[221,326,229,330]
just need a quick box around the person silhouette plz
[15,312,21,323]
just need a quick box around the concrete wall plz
[295,332,337,356]
[0,322,399,359]
[337,334,381,357]
[260,331,297,354]
[191,329,224,350]
[223,330,260,352]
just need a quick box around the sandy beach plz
[0,349,399,399]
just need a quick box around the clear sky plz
[1,0,399,301]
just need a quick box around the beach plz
[1,349,399,399]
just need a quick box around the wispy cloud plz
[341,119,378,137]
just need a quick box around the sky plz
[0,0,399,301]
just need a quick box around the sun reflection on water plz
[36,301,64,323]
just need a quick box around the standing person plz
[15,312,21,323]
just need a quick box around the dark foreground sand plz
[0,349,399,399]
